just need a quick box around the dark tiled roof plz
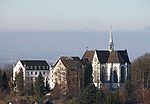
[117,50,130,63]
[82,49,130,63]
[107,51,125,63]
[58,56,82,70]
[96,50,110,63]
[82,50,95,62]
[20,60,49,70]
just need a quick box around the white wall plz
[13,61,26,81]
[50,59,67,89]
[90,50,129,89]
[92,51,101,87]
[13,61,51,85]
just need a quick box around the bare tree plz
[131,53,150,103]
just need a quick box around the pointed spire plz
[109,25,114,51]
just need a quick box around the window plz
[31,71,33,75]
[43,66,45,69]
[47,66,49,69]
[35,66,37,69]
[26,66,29,69]
[43,71,45,75]
[94,71,97,82]
[121,66,125,83]
[77,78,79,82]
[39,72,42,75]
[113,70,118,83]
[35,71,37,75]
[27,72,29,75]
[101,66,105,83]
[30,66,33,69]
[38,66,41,69]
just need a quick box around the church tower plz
[109,27,114,51]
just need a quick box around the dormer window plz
[39,66,41,69]
[30,66,33,69]
[43,66,45,69]
[35,66,37,69]
[26,66,29,69]
[24,64,26,68]
[47,66,49,69]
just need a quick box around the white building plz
[13,60,51,85]
[82,30,131,90]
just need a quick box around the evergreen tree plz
[0,69,2,89]
[34,72,46,99]
[24,78,34,96]
[83,61,93,88]
[80,84,97,104]
[95,88,106,104]
[112,89,121,104]
[15,68,25,96]
[1,71,10,95]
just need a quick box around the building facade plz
[51,56,84,95]
[13,60,51,85]
[82,30,131,90]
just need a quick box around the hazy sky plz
[0,0,150,62]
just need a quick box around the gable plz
[82,50,95,62]
[54,59,66,70]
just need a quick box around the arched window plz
[121,66,125,83]
[101,66,105,83]
[113,69,118,83]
